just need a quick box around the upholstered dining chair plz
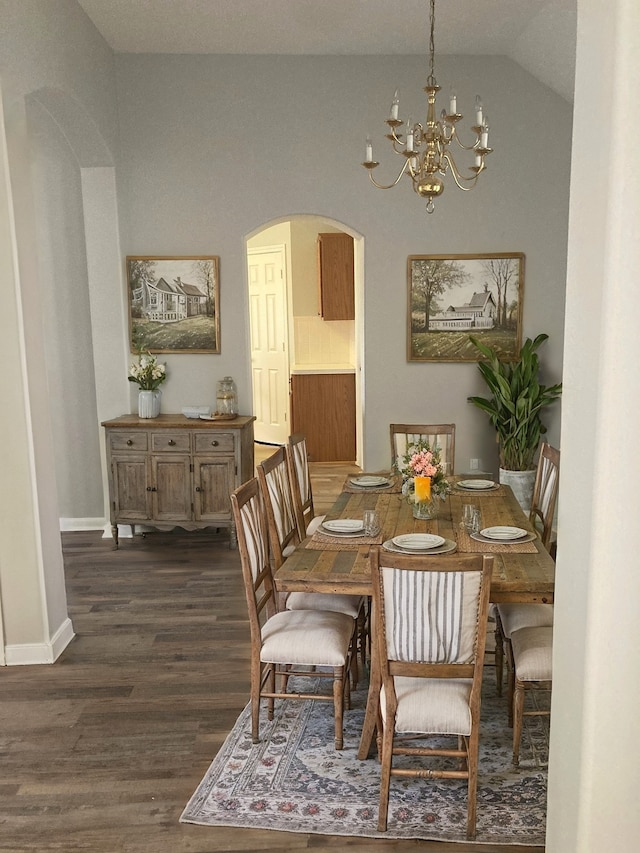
[285,433,325,540]
[389,423,456,476]
[257,446,367,681]
[370,547,493,839]
[494,442,559,695]
[508,625,553,766]
[230,477,355,750]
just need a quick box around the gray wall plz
[115,53,570,479]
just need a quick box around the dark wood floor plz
[0,461,544,853]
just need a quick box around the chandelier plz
[362,0,492,214]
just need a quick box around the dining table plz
[274,472,555,760]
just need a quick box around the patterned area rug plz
[181,673,549,844]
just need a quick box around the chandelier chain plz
[428,0,436,83]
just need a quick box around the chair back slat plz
[257,446,300,567]
[286,433,315,540]
[390,423,456,475]
[529,442,560,551]
[231,478,278,635]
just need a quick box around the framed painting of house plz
[126,256,220,354]
[407,253,525,362]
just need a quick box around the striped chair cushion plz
[498,603,554,638]
[511,626,553,681]
[381,568,481,664]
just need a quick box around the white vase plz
[499,467,536,513]
[138,389,161,418]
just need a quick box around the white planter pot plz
[499,467,536,513]
[138,389,162,418]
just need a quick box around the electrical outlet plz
[470,458,480,471]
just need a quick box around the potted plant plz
[467,333,562,510]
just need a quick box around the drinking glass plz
[363,509,380,536]
[463,504,478,531]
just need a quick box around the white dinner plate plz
[383,538,457,556]
[350,475,391,488]
[321,519,365,535]
[457,479,496,490]
[391,533,445,551]
[480,526,528,541]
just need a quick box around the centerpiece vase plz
[138,389,162,418]
[412,475,439,519]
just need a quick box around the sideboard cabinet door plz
[111,455,150,521]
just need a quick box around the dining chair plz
[508,625,553,766]
[370,547,493,839]
[389,423,456,476]
[285,432,325,540]
[257,446,367,681]
[494,442,559,695]
[230,477,355,750]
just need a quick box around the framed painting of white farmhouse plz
[126,256,220,354]
[407,253,524,362]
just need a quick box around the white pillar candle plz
[475,95,483,126]
[365,135,373,162]
[481,122,489,148]
[406,118,414,152]
[390,89,400,120]
[449,89,457,114]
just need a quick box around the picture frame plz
[407,253,525,362]
[126,255,220,354]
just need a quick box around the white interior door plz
[247,246,290,445]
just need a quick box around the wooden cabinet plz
[317,232,355,320]
[102,414,255,548]
[290,373,356,462]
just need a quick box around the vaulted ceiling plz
[76,0,577,102]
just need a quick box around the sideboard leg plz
[111,524,119,550]
[229,521,238,549]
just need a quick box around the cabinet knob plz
[195,486,202,492]
[211,440,219,447]
[168,439,176,446]
[146,486,157,492]
[126,439,133,446]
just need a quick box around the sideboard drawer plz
[151,432,191,453]
[109,432,148,452]
[194,432,235,454]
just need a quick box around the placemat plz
[342,473,401,494]
[305,529,384,551]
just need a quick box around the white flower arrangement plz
[128,352,167,391]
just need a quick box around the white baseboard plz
[59,517,108,532]
[4,617,75,666]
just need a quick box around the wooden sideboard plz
[102,414,255,548]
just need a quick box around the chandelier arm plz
[449,127,484,152]
[443,151,482,190]
[368,158,410,190]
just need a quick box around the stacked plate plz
[382,533,457,555]
[456,479,496,491]
[349,475,391,489]
[471,525,535,544]
[481,526,527,540]
[321,519,365,537]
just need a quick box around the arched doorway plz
[245,214,364,466]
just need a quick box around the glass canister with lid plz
[216,376,238,416]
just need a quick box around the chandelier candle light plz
[362,0,492,214]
